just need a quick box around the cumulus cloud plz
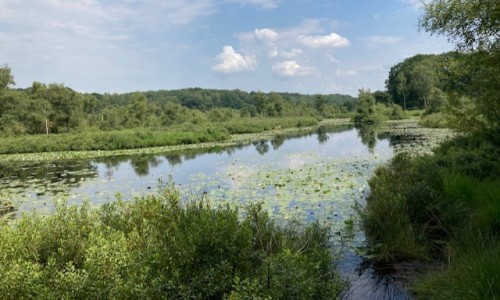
[272,60,314,77]
[298,32,350,48]
[254,28,279,42]
[212,46,257,73]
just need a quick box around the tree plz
[411,63,434,109]
[314,95,327,116]
[353,89,382,124]
[254,92,267,116]
[420,0,500,127]
[0,65,15,91]
[395,72,408,110]
[372,91,392,105]
[419,0,500,52]
[125,93,159,128]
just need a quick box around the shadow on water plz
[339,250,414,300]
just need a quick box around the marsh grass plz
[0,116,319,155]
[360,127,500,298]
[412,234,500,299]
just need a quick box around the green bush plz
[419,112,448,128]
[0,185,344,299]
[360,127,500,298]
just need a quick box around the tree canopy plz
[419,0,499,128]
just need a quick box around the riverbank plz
[360,126,500,298]
[0,118,350,162]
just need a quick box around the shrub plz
[0,185,344,299]
[360,127,500,298]
[419,112,448,128]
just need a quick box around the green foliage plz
[0,65,15,90]
[353,89,384,124]
[419,0,500,128]
[0,68,357,139]
[0,127,230,154]
[412,234,500,299]
[0,117,319,154]
[0,186,344,299]
[221,117,318,135]
[353,90,406,124]
[372,90,392,105]
[360,127,500,297]
[419,0,499,52]
[418,112,449,128]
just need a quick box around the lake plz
[0,120,451,299]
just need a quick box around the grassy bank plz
[0,183,344,299]
[0,117,341,162]
[0,116,319,155]
[360,127,500,298]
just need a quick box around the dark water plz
[1,123,432,299]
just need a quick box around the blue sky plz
[0,0,452,96]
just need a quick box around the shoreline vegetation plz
[357,0,500,298]
[0,183,345,299]
[0,118,352,162]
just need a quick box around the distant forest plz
[0,67,358,135]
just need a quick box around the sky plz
[0,0,453,96]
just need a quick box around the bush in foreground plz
[0,184,344,299]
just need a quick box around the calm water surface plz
[1,123,444,299]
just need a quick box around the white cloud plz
[231,0,280,9]
[298,33,350,48]
[272,60,314,77]
[212,46,257,74]
[254,28,279,42]
[362,36,404,47]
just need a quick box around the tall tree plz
[411,63,434,109]
[0,65,15,91]
[420,0,500,127]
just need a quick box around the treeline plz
[370,52,459,111]
[374,49,499,130]
[0,68,357,136]
[102,88,357,111]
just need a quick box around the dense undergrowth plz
[360,127,500,298]
[0,116,318,154]
[0,183,344,299]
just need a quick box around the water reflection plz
[254,141,270,155]
[356,124,379,153]
[0,123,398,220]
[271,135,285,150]
[317,125,330,144]
[129,155,163,177]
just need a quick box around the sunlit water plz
[1,123,449,299]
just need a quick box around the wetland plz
[0,120,451,299]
